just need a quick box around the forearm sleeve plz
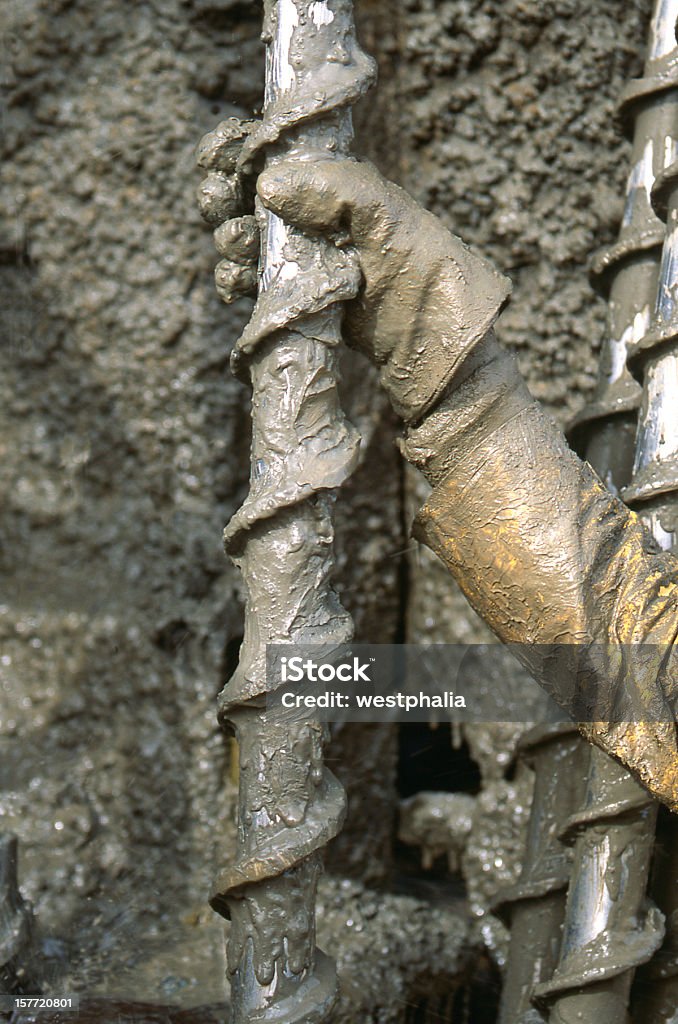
[400,330,678,810]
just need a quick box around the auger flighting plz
[198,3,375,1023]
[531,5,678,1022]
[498,4,678,1021]
[623,95,678,1024]
[567,0,678,489]
[495,724,585,1024]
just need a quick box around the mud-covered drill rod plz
[198,3,375,1023]
[494,724,585,1024]
[532,6,678,1015]
[567,0,678,479]
[624,153,678,1023]
[531,7,678,1021]
[495,6,678,1021]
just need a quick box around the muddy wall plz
[0,0,652,1018]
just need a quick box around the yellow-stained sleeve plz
[401,331,678,810]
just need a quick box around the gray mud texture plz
[0,0,653,1018]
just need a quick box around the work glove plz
[196,118,260,305]
[198,119,511,423]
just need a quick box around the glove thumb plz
[257,159,357,234]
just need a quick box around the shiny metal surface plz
[198,4,376,1022]
[569,0,678,453]
[537,7,678,1021]
[495,726,585,1024]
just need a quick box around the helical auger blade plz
[533,4,678,1022]
[621,4,678,1016]
[496,4,678,1022]
[494,724,586,1024]
[198,3,375,1023]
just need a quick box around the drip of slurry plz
[398,791,476,874]
[493,724,586,1024]
[567,0,678,489]
[201,3,375,1023]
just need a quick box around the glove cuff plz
[382,235,512,423]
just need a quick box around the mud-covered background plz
[0,0,653,1020]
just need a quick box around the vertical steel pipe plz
[624,159,678,536]
[533,750,662,1023]
[200,4,375,1023]
[635,806,678,1022]
[494,724,586,1024]
[568,0,678,484]
[623,152,678,1024]
[622,15,678,1020]
[531,6,678,1022]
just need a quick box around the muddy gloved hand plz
[196,118,260,304]
[254,156,678,813]
[213,156,508,422]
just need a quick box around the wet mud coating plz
[0,0,661,1019]
[200,4,382,1021]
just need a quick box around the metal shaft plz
[533,750,662,1023]
[621,10,678,1017]
[568,0,678,478]
[623,146,678,1024]
[624,164,678,533]
[532,6,678,1022]
[204,5,375,1023]
[495,724,586,1024]
[634,806,678,1022]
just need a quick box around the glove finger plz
[198,171,244,226]
[256,158,388,239]
[215,259,258,304]
[214,215,259,262]
[197,119,261,227]
[257,160,356,235]
[196,118,258,175]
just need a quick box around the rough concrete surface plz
[0,0,653,1018]
[0,0,400,1007]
